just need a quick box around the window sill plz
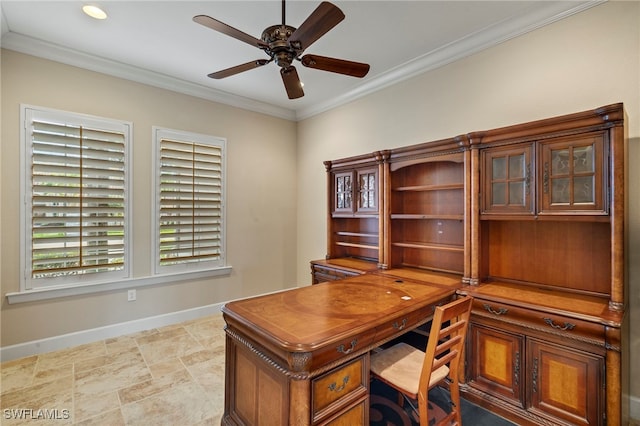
[5,266,232,304]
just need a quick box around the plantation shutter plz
[158,138,223,266]
[29,116,127,280]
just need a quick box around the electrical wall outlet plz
[127,289,136,301]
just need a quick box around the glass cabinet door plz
[356,168,377,213]
[333,168,378,215]
[539,132,605,214]
[333,172,353,213]
[482,145,533,215]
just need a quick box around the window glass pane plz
[158,138,223,267]
[492,157,506,180]
[336,175,352,209]
[573,176,594,204]
[551,178,570,204]
[358,172,376,209]
[25,107,130,289]
[508,154,525,179]
[492,182,506,205]
[508,182,525,205]
[551,149,570,175]
[573,146,594,173]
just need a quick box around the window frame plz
[20,105,133,291]
[152,127,227,276]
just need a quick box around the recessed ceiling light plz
[82,5,107,20]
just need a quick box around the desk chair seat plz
[370,296,473,426]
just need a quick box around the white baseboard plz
[0,302,225,362]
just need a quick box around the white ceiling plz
[1,1,600,121]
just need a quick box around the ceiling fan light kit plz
[194,0,370,99]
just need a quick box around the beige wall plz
[1,50,298,347]
[296,0,640,408]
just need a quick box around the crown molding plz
[2,1,603,122]
[294,0,605,121]
[1,32,298,121]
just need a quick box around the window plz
[21,106,131,290]
[153,127,226,274]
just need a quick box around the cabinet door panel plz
[528,339,603,425]
[356,168,378,213]
[468,323,524,406]
[482,145,533,215]
[538,132,606,214]
[333,172,354,213]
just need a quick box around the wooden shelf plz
[335,242,380,250]
[390,214,463,220]
[335,231,378,238]
[394,183,463,192]
[396,263,462,275]
[391,241,463,252]
[331,213,379,219]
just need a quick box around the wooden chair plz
[370,296,473,426]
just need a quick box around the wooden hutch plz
[311,103,629,425]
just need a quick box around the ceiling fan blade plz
[280,66,304,99]
[301,54,370,78]
[208,59,271,79]
[193,15,267,49]
[288,2,345,52]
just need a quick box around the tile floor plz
[1,313,226,425]
[3,313,640,426]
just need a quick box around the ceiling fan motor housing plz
[261,24,298,68]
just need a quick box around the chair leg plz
[448,380,462,425]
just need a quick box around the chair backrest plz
[417,296,473,403]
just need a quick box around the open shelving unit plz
[385,149,467,276]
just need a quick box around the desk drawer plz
[312,355,367,422]
[312,265,361,282]
[320,398,368,426]
[473,299,605,345]
[374,301,441,344]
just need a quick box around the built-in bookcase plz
[387,155,465,274]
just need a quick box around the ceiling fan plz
[193,1,370,99]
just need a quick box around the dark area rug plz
[370,328,516,425]
[370,377,516,426]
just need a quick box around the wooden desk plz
[221,273,456,425]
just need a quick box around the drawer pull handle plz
[483,304,508,316]
[393,318,408,330]
[336,339,358,354]
[543,318,575,331]
[328,376,350,393]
